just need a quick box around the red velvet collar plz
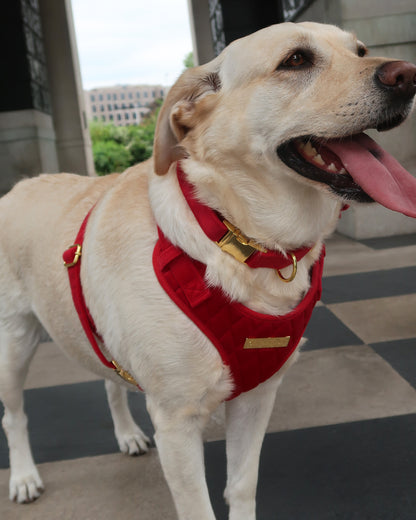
[176,163,313,273]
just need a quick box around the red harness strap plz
[153,228,324,399]
[63,209,141,389]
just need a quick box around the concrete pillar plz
[0,109,59,192]
[39,0,94,175]
[188,0,216,65]
[0,0,59,190]
[188,0,283,65]
[0,0,94,194]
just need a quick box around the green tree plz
[90,99,163,175]
[90,121,127,145]
[183,51,194,69]
[127,127,154,164]
[92,140,132,174]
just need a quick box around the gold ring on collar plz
[276,253,297,283]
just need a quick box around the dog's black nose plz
[376,61,416,100]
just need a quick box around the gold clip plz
[111,359,139,386]
[244,337,291,349]
[64,244,82,268]
[216,220,267,263]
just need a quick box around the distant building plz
[84,84,168,126]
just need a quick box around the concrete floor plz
[1,232,416,519]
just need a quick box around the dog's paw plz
[9,470,44,504]
[116,428,151,456]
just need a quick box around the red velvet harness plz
[63,164,326,399]
[152,165,324,399]
[153,231,324,399]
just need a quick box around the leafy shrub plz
[90,99,162,175]
[92,140,132,174]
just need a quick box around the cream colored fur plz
[0,22,413,519]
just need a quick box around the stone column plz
[39,0,95,175]
[0,0,94,194]
[187,0,216,65]
[0,0,59,191]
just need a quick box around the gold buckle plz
[111,359,139,386]
[216,220,267,264]
[276,252,297,283]
[64,244,82,268]
[244,336,290,349]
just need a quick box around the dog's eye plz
[284,53,306,67]
[278,50,313,70]
[357,45,368,57]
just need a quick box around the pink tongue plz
[325,133,416,218]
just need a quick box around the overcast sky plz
[71,0,194,90]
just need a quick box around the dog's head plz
[154,22,416,219]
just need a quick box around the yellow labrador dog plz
[1,21,416,519]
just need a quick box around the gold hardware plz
[276,253,297,283]
[64,244,82,268]
[244,336,291,349]
[111,359,140,386]
[216,220,267,263]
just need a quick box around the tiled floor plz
[1,232,416,520]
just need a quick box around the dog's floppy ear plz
[153,65,221,175]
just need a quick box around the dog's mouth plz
[277,133,416,218]
[277,136,372,202]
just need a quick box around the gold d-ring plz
[63,244,82,268]
[276,253,297,283]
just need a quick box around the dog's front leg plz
[147,395,217,520]
[224,374,283,520]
